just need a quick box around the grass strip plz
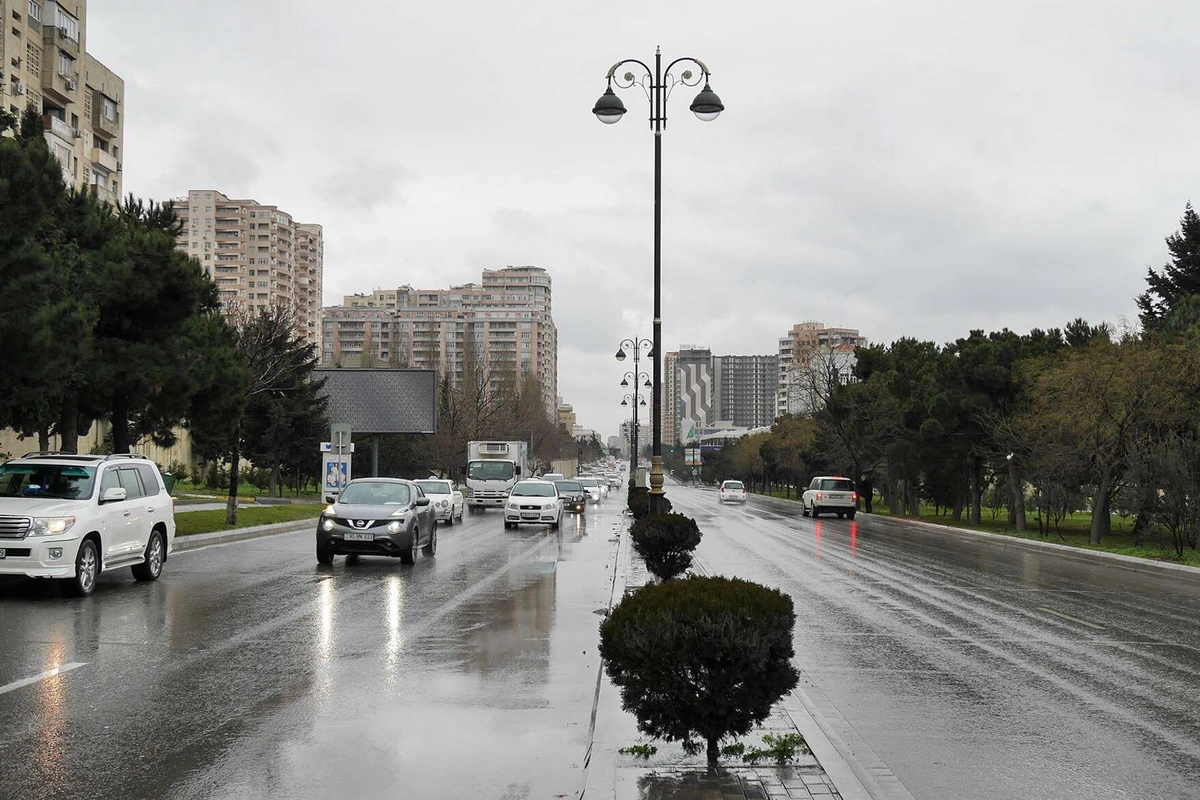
[175,503,325,537]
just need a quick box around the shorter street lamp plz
[621,392,647,487]
[616,338,653,489]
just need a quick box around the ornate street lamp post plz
[595,48,724,514]
[616,337,653,490]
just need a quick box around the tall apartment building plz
[323,266,559,416]
[777,322,867,416]
[558,403,576,431]
[324,306,393,366]
[2,0,125,202]
[662,351,679,447]
[174,190,324,346]
[714,354,779,429]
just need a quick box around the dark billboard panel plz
[314,368,437,434]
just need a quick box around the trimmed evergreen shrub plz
[599,575,799,767]
[628,487,672,518]
[630,513,702,581]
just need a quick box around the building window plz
[57,50,73,77]
[101,96,117,121]
[54,6,78,40]
[28,0,41,22]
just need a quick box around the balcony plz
[41,66,78,106]
[91,147,118,174]
[43,25,79,58]
[88,183,115,206]
[92,93,120,140]
[42,114,76,143]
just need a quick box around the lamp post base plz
[648,456,667,514]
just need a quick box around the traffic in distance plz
[0,441,628,593]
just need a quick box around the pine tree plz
[1137,203,1200,330]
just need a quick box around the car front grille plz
[336,518,388,529]
[519,504,543,511]
[0,516,31,539]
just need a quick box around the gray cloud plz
[91,0,1200,439]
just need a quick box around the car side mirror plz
[101,487,127,504]
[460,464,467,475]
[415,497,431,507]
[515,465,522,475]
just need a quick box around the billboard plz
[314,368,438,434]
[685,447,702,466]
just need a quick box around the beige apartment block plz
[1,0,125,202]
[324,305,394,367]
[323,266,559,416]
[174,190,324,347]
[776,321,867,416]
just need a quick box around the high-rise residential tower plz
[174,190,324,346]
[2,0,125,202]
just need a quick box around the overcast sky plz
[92,0,1200,440]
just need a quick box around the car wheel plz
[847,510,856,520]
[423,526,438,556]
[132,530,165,582]
[445,513,453,527]
[59,538,99,598]
[346,554,360,565]
[812,506,820,519]
[401,526,421,565]
[551,514,560,530]
[802,504,810,517]
[317,543,335,565]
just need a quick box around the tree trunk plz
[1132,513,1152,546]
[37,428,50,452]
[268,466,278,498]
[1008,459,1026,532]
[1090,473,1113,545]
[57,394,79,453]
[111,393,130,454]
[226,427,242,526]
[706,736,720,768]
[273,465,283,497]
[907,480,921,517]
[969,457,983,526]
[951,495,965,522]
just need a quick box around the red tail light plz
[816,492,823,500]
[852,492,858,502]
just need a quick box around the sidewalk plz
[582,512,873,800]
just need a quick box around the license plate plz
[343,532,374,542]
[521,514,539,519]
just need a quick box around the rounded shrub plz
[630,513,702,581]
[599,575,799,767]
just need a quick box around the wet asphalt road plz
[667,483,1200,800]
[0,498,625,800]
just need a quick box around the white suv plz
[718,480,747,503]
[802,476,857,520]
[0,453,176,597]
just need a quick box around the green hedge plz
[630,513,702,581]
[599,575,799,766]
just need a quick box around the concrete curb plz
[747,491,1200,581]
[172,519,312,552]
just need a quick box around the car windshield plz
[415,480,452,495]
[0,463,97,500]
[724,481,744,490]
[468,460,515,480]
[554,481,583,492]
[510,482,556,497]
[338,481,411,505]
[818,478,854,491]
[579,478,599,487]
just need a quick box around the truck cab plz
[465,441,529,513]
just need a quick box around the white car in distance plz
[802,476,858,519]
[718,480,747,503]
[577,477,604,505]
[414,479,464,526]
[504,480,563,529]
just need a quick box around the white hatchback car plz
[0,453,176,597]
[414,478,465,526]
[802,476,858,520]
[718,480,747,503]
[504,480,562,529]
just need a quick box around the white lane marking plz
[0,662,88,696]
[1036,607,1106,630]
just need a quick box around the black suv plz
[553,480,587,514]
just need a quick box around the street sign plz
[684,447,701,466]
[330,424,353,456]
[320,442,356,453]
[322,454,351,496]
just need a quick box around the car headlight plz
[507,501,519,509]
[321,519,334,532]
[387,521,402,534]
[438,500,449,508]
[30,516,76,537]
